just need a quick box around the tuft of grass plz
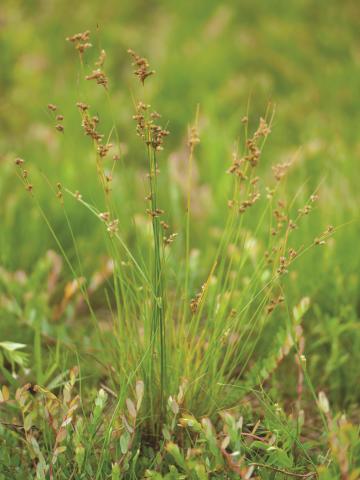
[1,6,360,479]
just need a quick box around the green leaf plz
[135,380,144,410]
[293,297,310,324]
[268,447,293,468]
[24,411,36,432]
[166,443,188,472]
[144,470,163,479]
[0,342,27,351]
[111,463,121,480]
[120,431,130,454]
[194,463,208,480]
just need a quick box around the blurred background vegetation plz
[1,0,359,409]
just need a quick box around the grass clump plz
[1,24,359,480]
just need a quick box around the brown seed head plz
[188,125,200,148]
[76,42,92,54]
[107,219,119,236]
[99,212,110,222]
[85,69,108,89]
[66,30,90,43]
[76,102,89,112]
[128,49,155,85]
[164,232,178,246]
[95,49,106,68]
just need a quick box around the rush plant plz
[4,28,358,480]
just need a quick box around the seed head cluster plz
[190,284,206,314]
[66,31,108,88]
[163,232,178,246]
[48,103,64,133]
[128,49,155,85]
[14,158,33,193]
[270,201,291,236]
[85,69,108,89]
[99,212,119,236]
[56,182,63,201]
[314,225,334,246]
[188,125,200,149]
[275,247,299,275]
[246,117,271,167]
[227,117,270,178]
[95,49,106,68]
[267,294,285,315]
[127,48,178,252]
[76,102,104,144]
[66,30,92,54]
[272,160,292,181]
[227,117,272,215]
[133,102,169,152]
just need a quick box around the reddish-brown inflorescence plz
[132,101,169,152]
[227,117,272,214]
[66,30,92,54]
[128,49,155,85]
[85,69,108,89]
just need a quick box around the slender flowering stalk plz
[182,107,200,326]
[129,50,169,427]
